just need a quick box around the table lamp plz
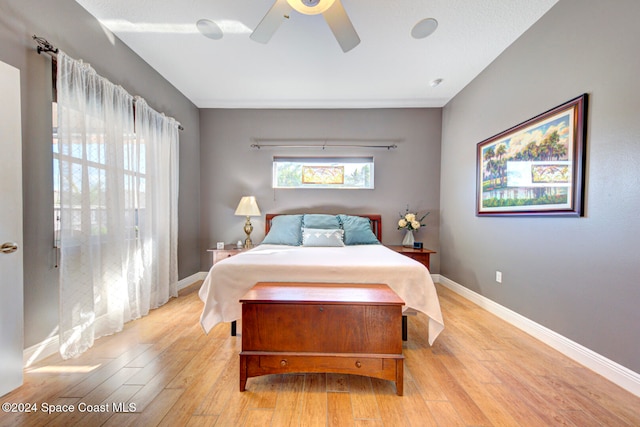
[234,196,261,248]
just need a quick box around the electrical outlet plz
[496,271,502,283]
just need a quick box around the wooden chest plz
[239,282,405,395]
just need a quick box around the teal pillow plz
[262,214,303,245]
[302,228,345,247]
[302,214,340,229]
[338,214,380,245]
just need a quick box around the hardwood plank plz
[45,385,143,427]
[432,358,495,426]
[369,378,410,427]
[483,382,555,426]
[539,374,637,427]
[157,357,229,426]
[184,415,219,426]
[327,391,353,427]
[559,409,603,427]
[207,382,252,426]
[165,338,225,389]
[193,355,238,416]
[244,373,282,409]
[327,373,350,392]
[299,374,327,427]
[241,408,273,427]
[395,380,439,427]
[41,368,143,427]
[103,387,184,427]
[354,419,384,427]
[402,348,448,401]
[482,359,578,425]
[123,350,196,412]
[425,400,466,427]
[348,375,380,420]
[270,374,305,427]
[58,344,153,397]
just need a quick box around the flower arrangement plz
[397,206,429,231]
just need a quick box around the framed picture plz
[476,94,588,216]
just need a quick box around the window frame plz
[272,156,375,190]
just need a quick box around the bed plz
[198,213,444,345]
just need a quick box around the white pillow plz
[302,228,345,247]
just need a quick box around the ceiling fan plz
[250,0,360,52]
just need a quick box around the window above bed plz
[273,156,374,189]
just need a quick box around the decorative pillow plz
[302,228,345,247]
[261,214,303,246]
[338,214,380,245]
[302,214,340,229]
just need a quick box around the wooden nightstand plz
[386,245,436,270]
[208,245,246,265]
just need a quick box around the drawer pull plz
[280,359,288,367]
[355,361,362,368]
[319,307,324,312]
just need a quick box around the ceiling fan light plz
[287,0,337,15]
[197,19,223,40]
[412,18,438,39]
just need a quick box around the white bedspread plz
[198,244,444,345]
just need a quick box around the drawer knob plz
[280,359,288,367]
[319,307,324,312]
[355,361,362,368]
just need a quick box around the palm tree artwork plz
[479,113,574,209]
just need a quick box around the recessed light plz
[430,78,443,88]
[197,19,223,40]
[411,18,438,39]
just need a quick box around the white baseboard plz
[24,273,209,367]
[436,274,640,398]
[23,334,59,368]
[178,272,207,290]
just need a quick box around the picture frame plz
[476,94,588,216]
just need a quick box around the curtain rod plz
[251,139,400,150]
[33,35,59,56]
[32,35,184,131]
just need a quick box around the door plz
[0,59,24,396]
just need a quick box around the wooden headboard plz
[265,213,382,241]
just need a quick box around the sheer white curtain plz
[133,97,179,313]
[56,51,179,359]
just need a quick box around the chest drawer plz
[257,354,383,372]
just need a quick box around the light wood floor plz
[2,282,639,427]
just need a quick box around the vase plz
[402,229,415,248]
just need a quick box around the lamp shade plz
[234,196,261,216]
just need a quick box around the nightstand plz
[386,245,436,270]
[208,245,246,265]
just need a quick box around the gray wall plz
[0,0,201,348]
[199,108,442,271]
[440,0,640,372]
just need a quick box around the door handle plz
[0,242,18,254]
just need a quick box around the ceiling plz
[74,0,558,109]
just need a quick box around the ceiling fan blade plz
[250,0,294,44]
[323,0,360,52]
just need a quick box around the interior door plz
[0,59,24,396]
